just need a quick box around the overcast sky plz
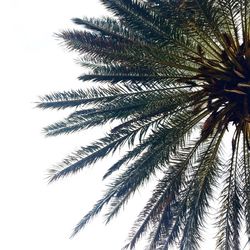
[0,1,238,249]
[0,1,149,249]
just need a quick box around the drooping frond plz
[71,117,198,237]
[242,132,250,247]
[215,126,243,249]
[124,137,204,250]
[178,128,225,250]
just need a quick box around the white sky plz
[0,1,149,249]
[0,0,241,249]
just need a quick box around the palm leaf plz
[39,1,250,249]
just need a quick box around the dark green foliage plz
[38,0,250,249]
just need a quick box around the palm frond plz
[39,1,250,249]
[216,127,243,249]
[179,127,226,250]
[70,109,205,237]
[124,137,204,250]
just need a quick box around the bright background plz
[0,1,149,249]
[0,0,236,249]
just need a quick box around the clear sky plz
[0,1,242,249]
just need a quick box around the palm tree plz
[38,0,250,249]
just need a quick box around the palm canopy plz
[38,0,250,249]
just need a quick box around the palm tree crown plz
[38,0,250,249]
